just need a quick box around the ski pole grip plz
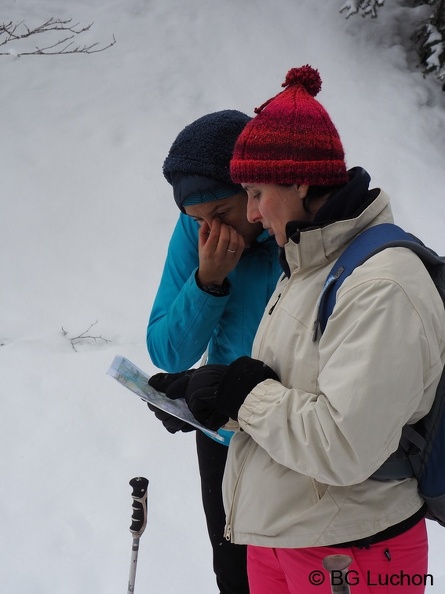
[129,477,149,537]
[322,554,353,594]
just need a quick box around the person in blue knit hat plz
[146,110,281,594]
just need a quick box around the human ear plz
[297,184,309,200]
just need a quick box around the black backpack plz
[316,223,445,526]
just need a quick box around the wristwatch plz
[198,276,230,297]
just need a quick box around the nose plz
[198,215,213,229]
[246,195,261,224]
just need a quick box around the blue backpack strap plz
[316,223,417,338]
[315,223,445,489]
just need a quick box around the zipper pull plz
[268,293,281,315]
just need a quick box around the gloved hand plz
[149,369,196,396]
[147,370,196,434]
[184,357,279,430]
[181,365,230,430]
[146,402,195,433]
[149,367,229,430]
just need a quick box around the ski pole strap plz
[129,477,149,537]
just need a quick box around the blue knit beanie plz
[163,110,251,211]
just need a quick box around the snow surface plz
[2,0,445,592]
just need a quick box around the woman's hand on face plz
[197,219,244,286]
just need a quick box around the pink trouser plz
[247,519,429,594]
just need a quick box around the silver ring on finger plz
[227,248,236,253]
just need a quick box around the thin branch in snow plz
[0,18,115,56]
[62,321,111,352]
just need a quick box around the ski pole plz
[322,554,353,594]
[127,477,149,594]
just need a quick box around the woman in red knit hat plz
[149,66,445,593]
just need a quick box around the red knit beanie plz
[230,65,348,186]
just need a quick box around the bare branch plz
[32,35,116,56]
[61,321,112,352]
[0,17,115,56]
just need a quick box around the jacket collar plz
[279,168,394,277]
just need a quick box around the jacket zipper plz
[224,440,256,541]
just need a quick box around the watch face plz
[204,285,224,296]
[202,283,228,296]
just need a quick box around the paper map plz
[107,355,225,442]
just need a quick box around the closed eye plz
[245,187,260,201]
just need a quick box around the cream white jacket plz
[222,190,445,547]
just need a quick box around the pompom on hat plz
[230,65,348,186]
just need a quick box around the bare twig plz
[62,320,111,351]
[0,18,115,56]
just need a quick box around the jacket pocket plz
[312,479,328,501]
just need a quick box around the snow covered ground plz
[2,0,445,591]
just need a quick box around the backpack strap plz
[315,223,418,339]
[314,223,435,481]
[315,224,445,484]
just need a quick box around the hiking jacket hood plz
[222,173,445,547]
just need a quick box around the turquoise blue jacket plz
[147,213,281,372]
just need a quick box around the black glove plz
[185,357,279,430]
[149,369,195,396]
[149,366,229,430]
[146,402,195,434]
[147,370,196,434]
[181,365,230,430]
